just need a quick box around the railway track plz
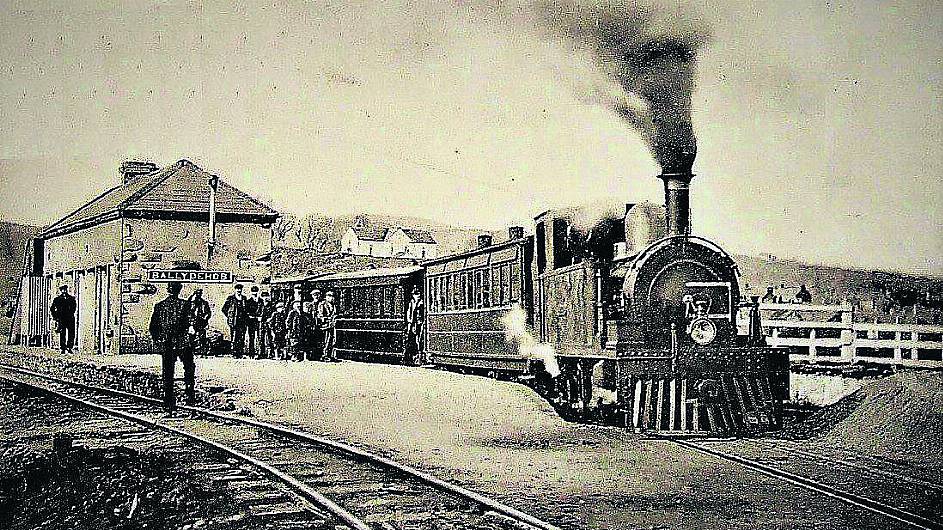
[666,437,942,530]
[0,363,560,530]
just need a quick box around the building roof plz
[349,225,390,242]
[41,159,278,238]
[400,228,436,244]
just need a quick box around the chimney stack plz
[477,234,493,249]
[508,226,524,240]
[120,161,158,185]
[658,172,693,237]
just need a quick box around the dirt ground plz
[1,349,918,530]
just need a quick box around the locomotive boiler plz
[532,170,789,435]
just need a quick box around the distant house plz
[341,225,437,259]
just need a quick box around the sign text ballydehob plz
[147,270,233,283]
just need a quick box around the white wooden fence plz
[757,303,943,369]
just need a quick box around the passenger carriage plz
[308,266,424,363]
[423,230,534,374]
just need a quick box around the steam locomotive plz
[280,172,789,436]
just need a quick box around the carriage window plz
[376,287,384,316]
[394,286,404,315]
[482,267,491,308]
[465,272,473,309]
[474,270,482,308]
[468,271,475,309]
[508,264,518,303]
[500,264,510,305]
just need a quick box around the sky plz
[0,0,940,276]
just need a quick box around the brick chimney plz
[508,226,524,240]
[477,234,493,249]
[119,161,159,185]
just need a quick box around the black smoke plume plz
[533,1,709,172]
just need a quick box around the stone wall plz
[120,218,272,352]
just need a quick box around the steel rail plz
[667,437,942,530]
[0,362,562,530]
[0,367,374,530]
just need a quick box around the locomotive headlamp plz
[688,317,717,345]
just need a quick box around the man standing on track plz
[50,284,77,353]
[222,284,248,358]
[318,290,338,362]
[149,282,195,411]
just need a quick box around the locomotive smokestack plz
[659,172,692,237]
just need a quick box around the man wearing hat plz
[245,286,261,357]
[266,300,288,360]
[50,284,77,353]
[222,284,248,358]
[317,290,339,362]
[149,282,195,410]
[257,290,274,359]
[186,288,211,356]
[405,286,425,366]
[308,288,323,360]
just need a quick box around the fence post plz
[808,328,817,359]
[910,331,919,362]
[894,331,903,362]
[840,303,855,363]
[771,327,780,349]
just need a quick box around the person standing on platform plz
[257,290,274,359]
[149,282,195,411]
[267,301,288,360]
[286,301,306,361]
[50,285,77,353]
[307,288,323,361]
[186,288,211,356]
[222,284,248,358]
[405,286,425,366]
[299,300,313,360]
[245,286,261,357]
[318,291,338,362]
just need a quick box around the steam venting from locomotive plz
[502,305,560,378]
[534,0,708,235]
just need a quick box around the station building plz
[14,159,278,354]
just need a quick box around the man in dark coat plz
[318,291,338,362]
[149,282,194,410]
[221,284,248,357]
[245,286,261,357]
[405,286,425,366]
[50,285,77,353]
[257,290,274,359]
[186,288,212,356]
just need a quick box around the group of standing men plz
[221,283,338,362]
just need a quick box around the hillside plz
[735,254,943,320]
[272,213,497,256]
[0,221,41,332]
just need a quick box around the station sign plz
[147,270,233,283]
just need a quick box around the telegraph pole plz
[207,174,219,264]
